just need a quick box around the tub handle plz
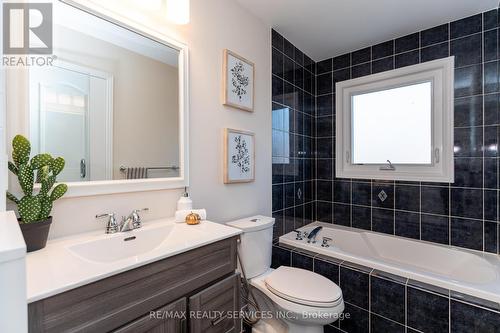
[321,237,333,247]
[293,229,303,240]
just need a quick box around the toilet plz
[227,216,344,333]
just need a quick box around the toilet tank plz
[226,215,275,279]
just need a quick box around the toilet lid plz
[264,266,343,307]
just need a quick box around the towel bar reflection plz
[120,166,180,179]
[119,166,180,172]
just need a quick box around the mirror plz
[7,1,188,195]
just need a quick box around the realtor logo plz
[3,3,53,55]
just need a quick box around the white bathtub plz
[279,222,500,305]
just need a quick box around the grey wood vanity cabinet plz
[28,237,241,333]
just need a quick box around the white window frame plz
[335,57,454,182]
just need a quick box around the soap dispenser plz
[177,188,193,211]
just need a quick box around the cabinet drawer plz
[29,237,237,333]
[189,274,241,333]
[114,298,186,333]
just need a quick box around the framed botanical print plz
[222,49,255,112]
[223,128,255,183]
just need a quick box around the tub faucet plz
[307,226,323,243]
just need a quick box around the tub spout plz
[307,226,323,243]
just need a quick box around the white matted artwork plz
[222,49,254,112]
[223,128,255,183]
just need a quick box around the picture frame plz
[223,128,255,183]
[222,49,255,112]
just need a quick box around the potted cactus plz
[6,135,68,252]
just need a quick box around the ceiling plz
[236,0,499,61]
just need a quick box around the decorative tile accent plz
[378,190,388,202]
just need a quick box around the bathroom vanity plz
[26,219,242,333]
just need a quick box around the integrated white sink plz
[26,218,242,303]
[67,224,176,263]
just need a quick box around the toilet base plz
[251,318,324,333]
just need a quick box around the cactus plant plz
[6,135,68,223]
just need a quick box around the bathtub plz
[279,222,500,305]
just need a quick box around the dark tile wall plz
[272,29,316,239]
[272,244,500,333]
[313,10,500,254]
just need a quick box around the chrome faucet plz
[307,226,323,243]
[96,208,149,234]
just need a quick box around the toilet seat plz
[264,266,343,308]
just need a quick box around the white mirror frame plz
[6,0,189,197]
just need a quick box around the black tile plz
[370,314,405,333]
[370,276,405,323]
[313,257,339,284]
[272,48,284,78]
[372,40,394,59]
[272,211,284,239]
[317,180,333,202]
[332,53,350,70]
[316,201,333,223]
[317,72,332,95]
[372,183,394,209]
[395,50,419,68]
[324,325,342,333]
[317,159,333,180]
[451,188,483,219]
[407,286,450,333]
[450,14,482,39]
[317,116,333,137]
[454,64,483,97]
[272,75,284,104]
[294,64,304,89]
[484,29,498,62]
[483,158,497,189]
[271,246,290,268]
[485,189,498,221]
[352,205,371,230]
[421,24,449,47]
[451,300,500,333]
[284,183,295,208]
[407,279,449,297]
[395,32,420,53]
[372,208,394,234]
[316,94,333,117]
[451,217,483,250]
[351,62,371,78]
[272,163,283,184]
[283,38,295,59]
[395,185,420,212]
[291,252,313,270]
[484,125,498,157]
[484,221,498,253]
[334,181,351,204]
[484,93,499,125]
[332,68,350,85]
[484,61,499,93]
[283,54,294,83]
[271,29,283,51]
[395,211,420,240]
[372,56,394,73]
[351,47,371,65]
[334,203,351,227]
[339,303,369,333]
[272,185,283,212]
[421,214,449,245]
[283,208,295,234]
[317,58,332,74]
[451,34,482,67]
[294,47,303,66]
[421,42,449,62]
[454,158,483,188]
[414,186,448,215]
[304,54,314,73]
[454,127,483,157]
[454,96,483,127]
[451,187,483,219]
[484,9,498,30]
[352,182,371,206]
[340,267,369,309]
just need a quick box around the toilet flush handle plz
[321,237,333,248]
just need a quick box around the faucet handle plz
[293,229,303,240]
[321,237,333,248]
[131,208,149,228]
[96,213,118,234]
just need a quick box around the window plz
[336,57,454,182]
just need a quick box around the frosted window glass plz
[351,82,432,164]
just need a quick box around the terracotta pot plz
[18,217,52,252]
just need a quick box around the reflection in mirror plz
[27,2,180,182]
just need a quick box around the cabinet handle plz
[211,312,227,326]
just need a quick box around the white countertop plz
[0,211,26,264]
[26,218,241,303]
